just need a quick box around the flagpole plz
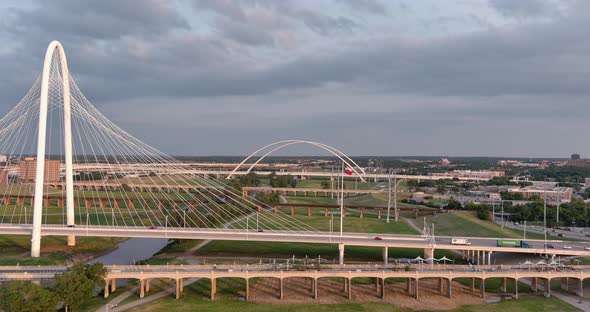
[340,161,344,237]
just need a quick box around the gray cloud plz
[0,0,589,157]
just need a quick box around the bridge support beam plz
[104,280,110,298]
[514,278,519,299]
[279,278,284,299]
[414,279,419,299]
[145,279,150,292]
[480,279,485,299]
[471,278,475,292]
[314,278,318,299]
[561,277,569,291]
[211,278,216,300]
[577,279,584,297]
[347,278,352,300]
[447,278,452,298]
[438,278,443,293]
[338,243,345,265]
[406,278,411,294]
[382,247,388,265]
[175,279,180,299]
[140,280,145,299]
[487,251,492,265]
[544,278,551,298]
[245,278,250,301]
[501,278,507,293]
[424,248,434,263]
[381,278,386,300]
[111,279,116,292]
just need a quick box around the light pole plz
[524,220,527,240]
[387,170,391,223]
[340,161,344,237]
[165,215,168,238]
[543,180,547,251]
[556,186,560,226]
[331,165,334,199]
[501,200,504,228]
[492,200,495,223]
[394,173,398,222]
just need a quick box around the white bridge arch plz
[227,140,367,182]
[31,40,76,257]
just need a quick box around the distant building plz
[446,170,505,180]
[498,160,538,168]
[572,154,581,160]
[19,158,61,183]
[565,153,590,167]
[0,155,7,163]
[508,185,573,203]
[439,158,451,167]
[0,170,8,185]
[585,178,590,188]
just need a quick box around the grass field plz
[119,280,580,312]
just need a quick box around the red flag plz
[345,167,353,176]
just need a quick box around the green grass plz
[0,234,124,265]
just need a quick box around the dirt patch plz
[222,277,488,310]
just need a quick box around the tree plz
[54,263,104,312]
[0,281,57,312]
[320,181,330,189]
[444,199,463,210]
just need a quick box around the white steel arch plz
[227,140,367,182]
[31,41,75,257]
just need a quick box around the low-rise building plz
[508,185,573,203]
[445,170,505,180]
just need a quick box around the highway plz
[1,224,589,257]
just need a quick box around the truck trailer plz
[496,240,532,248]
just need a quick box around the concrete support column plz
[325,208,329,217]
[179,278,184,293]
[314,278,318,300]
[290,206,295,216]
[307,207,312,217]
[487,251,492,265]
[140,280,145,299]
[359,208,364,219]
[347,278,352,300]
[514,279,519,299]
[480,279,485,299]
[338,243,345,265]
[471,277,475,292]
[577,279,584,297]
[245,278,250,301]
[439,278,443,293]
[378,208,382,219]
[104,280,110,298]
[561,277,569,291]
[414,279,419,299]
[544,279,551,298]
[280,278,284,299]
[532,277,538,292]
[447,278,452,298]
[145,279,150,292]
[424,248,434,264]
[382,247,388,265]
[211,278,217,300]
[111,279,116,292]
[274,205,278,215]
[375,277,380,291]
[406,278,411,294]
[175,279,180,299]
[501,278,507,293]
[381,278,386,300]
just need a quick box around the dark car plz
[257,229,264,233]
[546,244,555,249]
[558,233,564,237]
[67,225,75,228]
[148,226,157,230]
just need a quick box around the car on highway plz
[546,244,555,249]
[67,225,75,228]
[584,246,590,250]
[585,234,590,237]
[374,236,383,240]
[563,245,572,249]
[148,226,157,230]
[558,233,564,237]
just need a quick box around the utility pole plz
[556,186,560,226]
[331,165,334,199]
[492,200,495,223]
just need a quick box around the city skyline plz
[0,0,588,157]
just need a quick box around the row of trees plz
[268,172,297,188]
[0,263,106,312]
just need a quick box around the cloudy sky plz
[0,0,588,157]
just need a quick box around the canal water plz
[88,238,168,265]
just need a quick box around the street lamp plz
[387,170,391,223]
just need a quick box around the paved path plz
[518,277,590,311]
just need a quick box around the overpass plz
[2,264,589,301]
[1,224,589,265]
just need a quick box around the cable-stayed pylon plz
[0,41,320,257]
